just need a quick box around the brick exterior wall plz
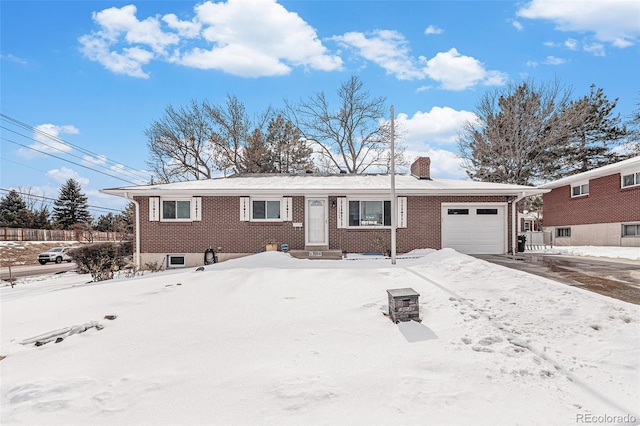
[543,174,640,226]
[135,194,513,256]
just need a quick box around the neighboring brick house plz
[102,157,546,268]
[540,156,640,247]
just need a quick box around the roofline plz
[539,156,640,189]
[101,187,548,198]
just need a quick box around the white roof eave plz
[101,187,549,198]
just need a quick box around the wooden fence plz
[1,227,127,242]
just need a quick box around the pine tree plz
[52,179,92,229]
[560,84,627,176]
[0,190,29,228]
[265,115,313,173]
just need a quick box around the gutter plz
[123,192,140,269]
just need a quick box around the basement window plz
[622,224,640,237]
[556,227,571,238]
[167,254,186,268]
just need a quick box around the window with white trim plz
[622,224,640,237]
[163,200,191,220]
[349,200,391,227]
[556,227,571,237]
[239,197,292,222]
[252,199,281,220]
[150,196,202,222]
[622,171,640,188]
[571,182,589,197]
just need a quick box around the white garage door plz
[441,204,506,254]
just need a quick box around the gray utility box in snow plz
[387,288,420,323]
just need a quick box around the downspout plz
[123,192,140,268]
[511,191,526,255]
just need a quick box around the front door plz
[305,198,328,247]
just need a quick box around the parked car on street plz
[37,247,73,265]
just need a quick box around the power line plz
[1,136,139,185]
[1,125,148,184]
[0,113,153,183]
[0,156,51,175]
[0,188,123,213]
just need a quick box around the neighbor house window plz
[252,200,281,220]
[162,200,191,220]
[349,200,391,227]
[622,224,640,237]
[622,171,640,188]
[571,182,589,197]
[556,227,571,237]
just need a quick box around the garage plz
[441,203,507,254]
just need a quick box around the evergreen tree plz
[28,206,51,229]
[0,190,29,228]
[94,212,118,232]
[561,84,627,176]
[265,115,313,173]
[52,179,92,229]
[625,94,640,156]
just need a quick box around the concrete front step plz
[289,250,344,260]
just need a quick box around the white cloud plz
[396,106,476,151]
[332,30,422,80]
[405,148,466,179]
[517,0,640,49]
[425,25,444,35]
[564,38,578,50]
[80,1,342,78]
[542,56,567,65]
[82,154,108,167]
[333,31,506,90]
[584,43,605,56]
[46,167,90,187]
[162,13,201,38]
[421,48,507,90]
[511,20,523,31]
[79,33,152,78]
[18,124,79,157]
[0,53,28,65]
[526,60,538,68]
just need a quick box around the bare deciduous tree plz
[458,79,579,185]
[146,99,216,182]
[285,75,406,173]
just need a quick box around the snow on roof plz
[539,155,640,189]
[102,173,547,198]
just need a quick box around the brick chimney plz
[410,157,431,180]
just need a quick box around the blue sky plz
[1,0,639,216]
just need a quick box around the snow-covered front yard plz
[1,249,638,425]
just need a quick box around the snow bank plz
[1,250,638,425]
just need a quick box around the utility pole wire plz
[1,136,139,185]
[0,113,152,182]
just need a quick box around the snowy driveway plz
[476,253,640,304]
